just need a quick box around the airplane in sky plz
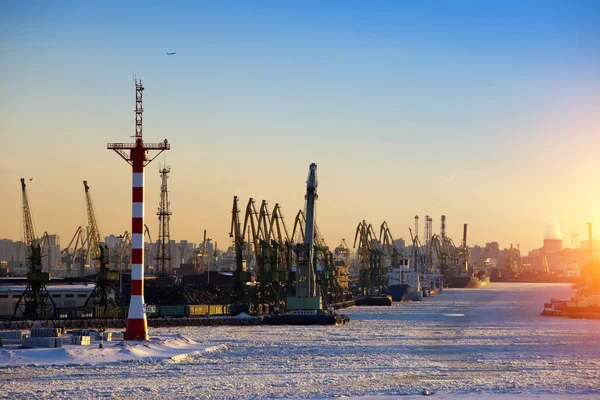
[167,52,176,56]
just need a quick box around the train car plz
[94,306,127,319]
[156,305,186,317]
[185,304,209,316]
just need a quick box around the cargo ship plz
[385,262,422,301]
[447,270,490,288]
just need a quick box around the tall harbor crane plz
[85,243,123,314]
[333,239,352,297]
[230,196,252,286]
[287,163,323,313]
[353,220,386,295]
[38,231,52,271]
[408,226,426,274]
[292,209,343,306]
[269,203,294,276]
[379,221,405,270]
[83,180,104,272]
[14,178,56,319]
[61,226,86,277]
[249,199,289,307]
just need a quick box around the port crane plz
[431,234,460,281]
[85,243,123,314]
[13,178,57,319]
[287,163,323,313]
[253,200,289,306]
[60,226,86,277]
[409,221,427,274]
[83,180,104,272]
[230,196,252,290]
[332,239,352,298]
[379,221,406,270]
[115,225,151,274]
[334,239,351,267]
[292,209,345,306]
[269,203,294,276]
[353,220,386,295]
[230,197,294,310]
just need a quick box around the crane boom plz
[230,196,250,281]
[21,178,37,256]
[14,178,56,318]
[286,163,323,312]
[83,180,103,269]
[304,163,318,248]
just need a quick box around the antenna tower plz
[156,164,172,279]
[107,79,170,341]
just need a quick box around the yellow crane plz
[14,178,56,319]
[83,180,104,272]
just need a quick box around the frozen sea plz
[2,282,600,399]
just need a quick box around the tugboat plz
[542,223,600,319]
[565,258,600,319]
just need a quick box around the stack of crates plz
[68,330,112,342]
[23,337,62,348]
[89,331,112,341]
[30,328,62,338]
[0,331,25,340]
[70,335,91,345]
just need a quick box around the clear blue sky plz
[1,1,599,252]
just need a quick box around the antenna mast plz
[156,164,172,280]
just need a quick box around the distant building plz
[580,239,600,250]
[543,239,563,254]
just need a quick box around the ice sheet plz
[2,283,600,399]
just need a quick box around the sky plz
[1,0,599,254]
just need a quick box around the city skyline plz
[1,1,599,253]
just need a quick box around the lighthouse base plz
[124,318,149,340]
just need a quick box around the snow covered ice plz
[2,283,600,399]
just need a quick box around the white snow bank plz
[0,334,225,367]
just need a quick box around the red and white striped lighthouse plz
[108,79,169,340]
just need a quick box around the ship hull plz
[565,306,600,319]
[447,275,490,289]
[354,295,393,306]
[386,284,422,302]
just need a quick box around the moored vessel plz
[447,271,490,288]
[385,261,422,301]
